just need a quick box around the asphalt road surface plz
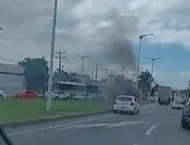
[4,103,190,145]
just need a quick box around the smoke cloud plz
[105,9,137,71]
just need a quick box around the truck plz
[158,85,172,105]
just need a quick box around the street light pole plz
[76,55,90,83]
[94,64,100,85]
[146,57,161,96]
[146,57,161,77]
[121,67,125,76]
[46,0,58,112]
[55,51,65,74]
[136,34,154,85]
[100,67,108,78]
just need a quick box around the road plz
[4,103,190,145]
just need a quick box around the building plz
[0,63,26,95]
[72,74,91,85]
[108,74,124,84]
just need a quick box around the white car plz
[72,93,86,100]
[0,90,6,98]
[45,91,70,100]
[113,95,140,114]
[172,99,184,109]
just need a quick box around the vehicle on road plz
[14,90,37,99]
[113,95,140,115]
[172,98,184,109]
[181,97,190,129]
[45,90,70,100]
[158,85,171,105]
[72,92,86,100]
[0,90,6,98]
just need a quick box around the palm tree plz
[138,70,153,97]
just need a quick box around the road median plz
[0,98,110,128]
[0,98,151,128]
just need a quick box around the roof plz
[54,81,87,87]
[0,63,24,74]
[117,95,135,98]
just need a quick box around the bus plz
[53,81,86,94]
[53,81,101,98]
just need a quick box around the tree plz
[18,57,49,92]
[154,84,159,92]
[137,70,153,97]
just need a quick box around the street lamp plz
[76,55,90,83]
[121,67,126,76]
[136,33,154,84]
[146,57,161,77]
[146,57,161,89]
[46,0,58,111]
[100,67,108,78]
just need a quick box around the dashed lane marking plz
[144,124,157,136]
[7,114,115,136]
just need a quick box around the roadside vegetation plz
[0,98,105,122]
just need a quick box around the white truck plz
[158,85,172,105]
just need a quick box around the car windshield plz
[117,96,132,101]
[174,100,182,103]
[2,0,190,145]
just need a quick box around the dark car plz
[158,98,170,105]
[181,98,190,129]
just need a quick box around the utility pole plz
[94,64,100,85]
[91,68,94,80]
[55,51,65,74]
[110,70,114,84]
[187,80,190,100]
[47,0,58,112]
[76,55,90,83]
[61,65,64,71]
[100,67,108,78]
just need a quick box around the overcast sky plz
[0,0,190,89]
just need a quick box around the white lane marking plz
[59,123,109,130]
[34,114,115,131]
[58,121,149,130]
[8,130,33,137]
[144,124,157,136]
[7,114,115,136]
[105,121,149,128]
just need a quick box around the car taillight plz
[130,102,134,106]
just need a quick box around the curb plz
[1,110,111,128]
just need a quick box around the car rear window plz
[117,96,132,101]
[174,100,182,103]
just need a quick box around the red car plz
[14,90,37,99]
